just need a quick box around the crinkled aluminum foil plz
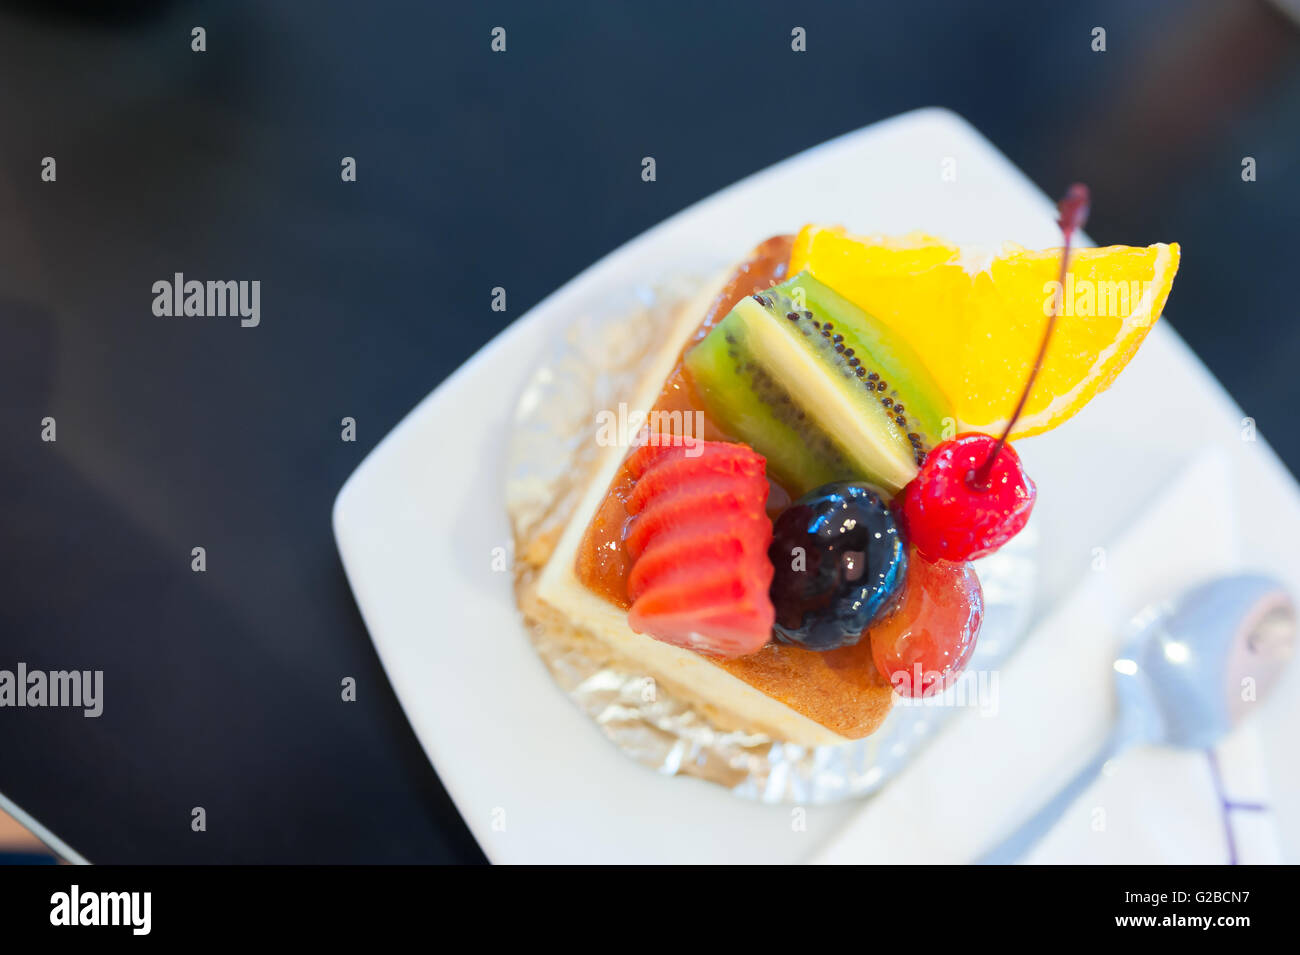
[506,274,1037,804]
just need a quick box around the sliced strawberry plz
[627,450,765,515]
[624,441,677,480]
[630,569,748,612]
[628,588,774,657]
[621,438,775,657]
[627,522,771,601]
[625,477,768,560]
[624,436,757,480]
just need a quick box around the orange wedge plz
[789,226,1181,438]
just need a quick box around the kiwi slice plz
[784,272,953,448]
[683,271,953,496]
[682,327,861,494]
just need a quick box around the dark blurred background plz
[0,0,1296,863]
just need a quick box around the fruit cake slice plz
[533,238,895,745]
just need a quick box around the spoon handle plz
[977,728,1127,865]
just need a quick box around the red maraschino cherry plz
[898,434,1035,561]
[899,184,1090,562]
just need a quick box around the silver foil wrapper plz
[506,274,1037,804]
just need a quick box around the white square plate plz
[334,108,1300,863]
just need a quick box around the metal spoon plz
[979,573,1296,864]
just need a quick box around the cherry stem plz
[969,183,1091,491]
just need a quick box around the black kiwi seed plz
[736,352,853,478]
[843,348,854,358]
[848,356,860,367]
[868,372,879,381]
[855,367,867,378]
[882,397,894,409]
[802,310,813,319]
[876,380,887,392]
[834,343,845,353]
[896,416,907,427]
[786,311,799,321]
[895,404,905,414]
[811,320,820,328]
[823,322,833,331]
[908,432,920,443]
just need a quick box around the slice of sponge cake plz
[526,243,894,746]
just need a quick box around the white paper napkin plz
[815,447,1283,864]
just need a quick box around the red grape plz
[870,552,983,697]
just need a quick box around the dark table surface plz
[1,0,1297,863]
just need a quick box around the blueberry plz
[768,482,907,651]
